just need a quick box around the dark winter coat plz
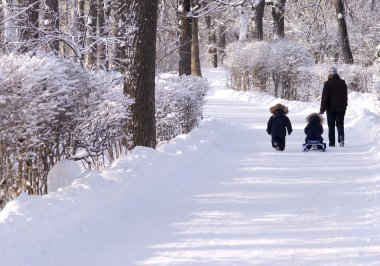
[267,104,292,138]
[320,75,348,113]
[304,113,323,141]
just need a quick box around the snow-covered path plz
[135,69,380,265]
[1,68,380,265]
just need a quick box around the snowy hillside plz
[1,68,380,265]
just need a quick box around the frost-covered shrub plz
[297,64,327,101]
[0,54,131,207]
[375,81,380,115]
[226,40,378,101]
[225,40,314,100]
[297,64,378,101]
[68,70,132,167]
[270,41,314,99]
[372,63,380,114]
[226,42,257,91]
[156,75,208,142]
[336,64,375,93]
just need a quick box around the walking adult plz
[319,67,348,147]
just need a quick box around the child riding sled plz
[303,112,326,151]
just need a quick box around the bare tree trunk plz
[333,0,353,64]
[271,0,286,39]
[109,0,126,71]
[239,5,248,41]
[69,0,79,61]
[16,0,39,52]
[124,0,158,148]
[85,0,97,69]
[0,3,3,49]
[2,0,17,47]
[370,0,375,9]
[45,0,59,53]
[97,0,108,69]
[253,0,265,40]
[218,22,226,65]
[178,0,192,76]
[205,13,217,68]
[77,0,85,63]
[60,1,70,56]
[77,0,85,45]
[191,17,201,76]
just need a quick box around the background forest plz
[0,0,379,207]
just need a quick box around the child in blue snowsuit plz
[304,113,324,143]
[266,103,292,151]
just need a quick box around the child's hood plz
[270,103,289,115]
[306,113,324,124]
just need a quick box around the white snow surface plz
[1,68,380,265]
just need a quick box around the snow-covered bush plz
[225,40,314,100]
[0,54,131,207]
[156,75,208,142]
[373,62,380,114]
[336,64,374,93]
[298,64,378,101]
[226,40,378,101]
[225,41,269,92]
[375,81,380,115]
[68,70,132,167]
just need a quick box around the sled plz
[302,140,326,152]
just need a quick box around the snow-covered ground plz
[1,68,380,265]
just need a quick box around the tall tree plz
[239,5,248,41]
[205,10,217,68]
[178,0,192,76]
[85,0,98,69]
[333,0,353,64]
[270,0,286,39]
[77,0,85,46]
[74,0,86,63]
[218,22,226,65]
[2,0,17,47]
[109,0,126,71]
[16,0,39,52]
[67,0,80,61]
[191,16,202,76]
[97,0,109,69]
[252,0,265,40]
[191,1,201,76]
[124,0,158,148]
[44,0,59,52]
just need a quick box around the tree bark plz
[218,22,226,66]
[191,17,202,76]
[239,5,248,41]
[97,0,108,69]
[16,0,39,52]
[76,0,85,63]
[124,0,158,148]
[109,0,126,71]
[44,0,59,52]
[333,0,354,64]
[271,0,286,39]
[60,0,70,56]
[1,0,17,46]
[77,0,85,46]
[253,0,265,40]
[85,0,98,69]
[178,0,192,76]
[205,12,217,68]
[68,0,79,61]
